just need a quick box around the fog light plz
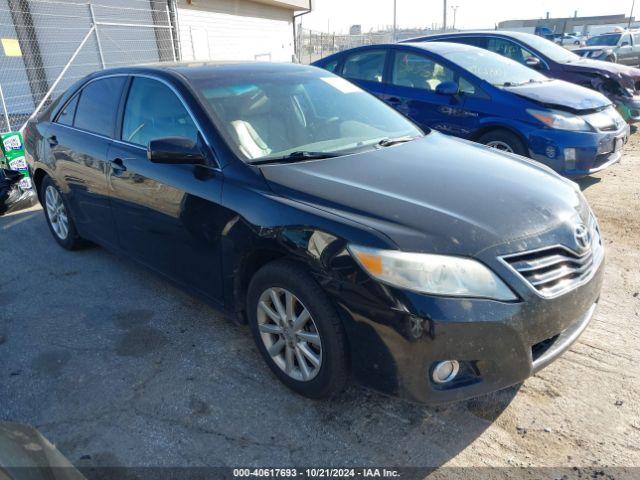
[431,360,460,384]
[564,148,576,170]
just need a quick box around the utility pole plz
[451,5,459,30]
[443,0,447,32]
[393,0,397,42]
[629,0,635,29]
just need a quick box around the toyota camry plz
[25,62,604,404]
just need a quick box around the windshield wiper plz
[377,136,419,147]
[250,151,341,165]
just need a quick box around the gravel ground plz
[1,135,639,478]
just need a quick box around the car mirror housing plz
[147,137,206,165]
[621,41,630,47]
[525,57,542,69]
[435,81,459,96]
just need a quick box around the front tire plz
[478,129,528,157]
[247,260,348,399]
[41,176,84,250]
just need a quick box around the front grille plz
[501,215,603,298]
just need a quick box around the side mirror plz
[435,81,459,96]
[147,137,206,165]
[621,41,630,47]
[525,56,542,69]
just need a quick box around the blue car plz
[313,42,630,176]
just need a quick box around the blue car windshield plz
[190,71,422,162]
[446,49,549,87]
[586,34,621,47]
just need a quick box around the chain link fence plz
[295,27,448,65]
[0,0,178,133]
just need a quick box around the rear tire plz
[41,176,85,250]
[247,260,349,399]
[478,129,528,157]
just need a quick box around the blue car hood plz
[503,79,611,112]
[260,133,589,255]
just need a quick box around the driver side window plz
[486,38,533,65]
[391,52,455,90]
[122,77,198,148]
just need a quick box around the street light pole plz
[443,0,447,31]
[451,5,459,30]
[393,0,397,42]
[629,0,635,29]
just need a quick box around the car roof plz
[88,61,320,82]
[405,30,544,43]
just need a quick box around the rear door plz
[339,48,390,99]
[380,48,479,136]
[107,76,225,302]
[46,76,126,247]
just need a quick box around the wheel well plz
[234,249,287,323]
[32,169,47,202]
[471,126,528,150]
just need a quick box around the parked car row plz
[409,31,640,123]
[25,49,606,405]
[314,34,631,176]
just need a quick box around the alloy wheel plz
[486,140,514,153]
[256,287,322,382]
[45,185,69,240]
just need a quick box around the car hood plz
[260,133,589,255]
[565,58,640,82]
[503,79,610,112]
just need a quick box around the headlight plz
[589,50,604,58]
[348,244,517,301]
[583,106,624,130]
[527,108,592,132]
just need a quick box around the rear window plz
[74,77,126,137]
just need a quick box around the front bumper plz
[527,124,630,177]
[325,250,604,405]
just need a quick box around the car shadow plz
[575,176,601,191]
[1,209,518,473]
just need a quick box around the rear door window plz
[74,77,126,137]
[342,50,387,83]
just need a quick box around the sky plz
[298,0,634,33]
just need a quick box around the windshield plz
[446,49,548,86]
[190,70,422,162]
[586,34,621,46]
[516,33,581,63]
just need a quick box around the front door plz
[47,76,126,247]
[107,76,225,302]
[381,49,477,137]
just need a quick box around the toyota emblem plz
[574,224,591,251]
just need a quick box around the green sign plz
[0,131,31,190]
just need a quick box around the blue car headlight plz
[527,108,592,132]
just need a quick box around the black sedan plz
[25,63,604,404]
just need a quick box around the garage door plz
[177,0,294,62]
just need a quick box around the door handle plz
[386,97,402,105]
[110,158,127,174]
[47,135,58,147]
